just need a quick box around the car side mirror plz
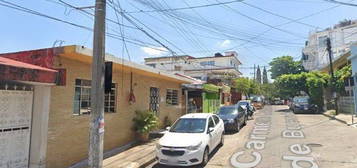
[207,127,214,134]
[166,126,171,131]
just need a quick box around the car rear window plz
[218,107,237,115]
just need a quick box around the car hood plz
[159,132,203,147]
[218,114,237,120]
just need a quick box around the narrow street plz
[147,105,357,168]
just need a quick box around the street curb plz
[321,113,348,125]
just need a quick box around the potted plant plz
[132,110,159,142]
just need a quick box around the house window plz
[318,36,328,48]
[147,63,156,68]
[174,65,182,71]
[200,61,215,66]
[73,79,116,115]
[166,89,178,105]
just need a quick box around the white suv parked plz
[156,113,225,166]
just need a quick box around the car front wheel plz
[219,134,224,146]
[235,121,240,132]
[201,147,209,166]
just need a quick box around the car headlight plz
[186,141,202,151]
[156,143,162,150]
[228,119,235,123]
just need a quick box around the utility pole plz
[326,37,338,115]
[89,0,106,167]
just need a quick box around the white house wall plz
[303,23,357,71]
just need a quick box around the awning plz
[203,84,221,93]
[0,57,58,84]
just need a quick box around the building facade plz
[144,51,242,83]
[302,20,357,71]
[0,45,194,168]
[0,53,59,168]
[348,44,357,115]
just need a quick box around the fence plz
[337,96,355,114]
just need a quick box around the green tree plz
[263,67,268,84]
[233,77,250,96]
[260,83,275,100]
[275,71,330,108]
[233,77,261,97]
[248,80,261,95]
[256,65,262,84]
[335,65,352,94]
[269,56,305,79]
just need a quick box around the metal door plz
[0,86,33,168]
[149,87,160,116]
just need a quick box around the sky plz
[0,0,356,78]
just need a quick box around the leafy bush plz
[275,71,330,108]
[335,65,352,94]
[132,110,159,134]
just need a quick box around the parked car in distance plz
[237,100,255,118]
[156,113,224,166]
[217,105,247,132]
[272,98,284,105]
[291,96,318,114]
[252,96,264,109]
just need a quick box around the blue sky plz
[0,0,356,77]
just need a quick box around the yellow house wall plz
[46,57,186,168]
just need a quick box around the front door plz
[149,87,160,116]
[0,84,33,168]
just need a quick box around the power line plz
[215,0,306,39]
[240,1,319,29]
[126,0,243,13]
[135,0,305,49]
[324,0,357,7]
[112,0,131,61]
[222,1,347,50]
[132,0,308,51]
[109,1,187,56]
[0,0,169,52]
[47,0,138,30]
[158,0,213,56]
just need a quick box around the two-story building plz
[144,51,242,83]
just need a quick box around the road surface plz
[147,105,357,168]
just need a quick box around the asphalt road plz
[146,105,357,168]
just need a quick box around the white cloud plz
[218,40,231,48]
[141,46,168,56]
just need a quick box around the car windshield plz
[252,97,262,102]
[218,107,237,115]
[238,102,248,106]
[295,98,309,103]
[169,118,206,133]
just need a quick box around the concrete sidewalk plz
[322,110,357,127]
[103,139,157,168]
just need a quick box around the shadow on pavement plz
[274,108,322,115]
[275,109,290,112]
[224,130,238,135]
[151,145,223,168]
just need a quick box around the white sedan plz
[156,113,225,166]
